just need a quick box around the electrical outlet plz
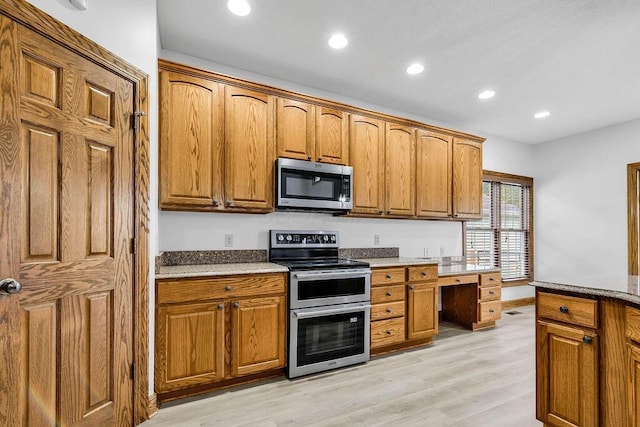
[440,247,445,257]
[225,234,234,247]
[423,247,429,257]
[374,234,380,246]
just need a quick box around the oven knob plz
[286,234,292,242]
[323,235,329,242]
[331,235,336,242]
[277,234,284,242]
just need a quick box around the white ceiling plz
[157,0,640,144]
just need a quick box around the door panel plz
[349,114,385,214]
[1,19,134,426]
[416,130,452,218]
[276,98,314,160]
[385,124,415,216]
[315,107,347,164]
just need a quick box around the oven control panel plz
[270,230,338,247]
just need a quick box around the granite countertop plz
[356,257,500,276]
[356,257,438,268]
[156,262,289,279]
[531,275,640,305]
[437,264,501,276]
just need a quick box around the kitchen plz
[0,0,639,426]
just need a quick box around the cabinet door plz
[231,296,286,377]
[155,302,225,392]
[276,98,314,161]
[407,283,438,340]
[385,123,415,216]
[416,129,452,218]
[225,86,275,211]
[629,343,640,427]
[536,321,598,427]
[159,70,223,208]
[452,138,482,219]
[349,114,385,214]
[315,106,348,164]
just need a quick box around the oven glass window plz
[298,277,366,300]
[282,170,342,201]
[296,311,365,367]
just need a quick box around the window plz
[465,171,533,285]
[629,162,640,275]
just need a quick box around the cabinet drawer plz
[157,273,287,305]
[407,265,438,282]
[371,284,405,304]
[626,306,640,343]
[537,291,598,329]
[480,272,501,287]
[371,267,405,285]
[478,301,501,322]
[438,274,477,287]
[371,301,405,321]
[371,317,405,348]
[479,285,501,301]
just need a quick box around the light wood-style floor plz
[143,305,541,427]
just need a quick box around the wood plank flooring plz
[142,305,541,427]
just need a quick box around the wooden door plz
[231,296,286,377]
[155,302,225,392]
[416,129,452,218]
[225,86,275,211]
[349,114,385,215]
[536,321,598,427]
[385,123,415,216]
[159,70,223,208]
[315,106,348,164]
[452,138,483,219]
[276,98,314,161]
[0,20,134,426]
[407,283,438,340]
[628,343,640,427]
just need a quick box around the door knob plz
[0,278,22,295]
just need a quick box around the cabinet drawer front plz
[407,265,438,282]
[480,272,501,287]
[371,317,405,348]
[371,301,405,321]
[537,292,598,328]
[371,267,405,285]
[626,306,640,343]
[478,301,501,322]
[479,285,501,301]
[438,274,477,287]
[157,273,287,304]
[371,284,405,304]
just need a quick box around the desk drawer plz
[371,301,405,321]
[478,301,501,322]
[371,317,405,348]
[371,284,405,304]
[407,265,438,282]
[480,272,501,287]
[372,268,405,285]
[479,285,501,301]
[438,274,477,287]
[537,291,598,329]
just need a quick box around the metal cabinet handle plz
[408,285,414,290]
[489,291,495,295]
[317,157,322,161]
[455,279,461,283]
[385,274,392,279]
[226,200,232,206]
[386,308,392,314]
[386,292,392,297]
[422,272,428,276]
[489,309,495,313]
[212,199,219,207]
[378,210,383,214]
[217,303,224,310]
[307,155,311,161]
[583,336,593,344]
[386,211,391,214]
[0,278,22,295]
[559,306,569,314]
[233,302,240,308]
[225,285,232,291]
[385,330,392,335]
[489,278,495,281]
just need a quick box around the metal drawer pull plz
[583,336,593,344]
[385,330,392,335]
[422,272,428,276]
[233,302,240,308]
[489,309,495,313]
[489,291,495,295]
[225,285,232,291]
[385,274,392,279]
[386,308,392,313]
[559,306,569,314]
[386,292,392,296]
[455,279,461,283]
[489,278,495,281]
[217,304,224,310]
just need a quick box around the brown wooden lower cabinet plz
[627,343,640,427]
[407,282,438,340]
[439,271,502,330]
[155,273,287,400]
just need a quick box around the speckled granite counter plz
[355,257,437,268]
[531,276,640,305]
[356,257,499,276]
[156,262,288,279]
[438,264,500,276]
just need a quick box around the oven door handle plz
[293,304,371,319]
[292,270,371,281]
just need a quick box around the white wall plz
[533,118,640,283]
[25,0,159,396]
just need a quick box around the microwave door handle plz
[293,270,370,281]
[294,305,371,319]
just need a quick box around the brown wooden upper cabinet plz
[385,123,416,216]
[452,137,483,219]
[416,129,452,218]
[349,114,385,214]
[224,86,275,212]
[315,106,349,164]
[159,69,224,208]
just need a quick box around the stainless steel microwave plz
[275,158,353,211]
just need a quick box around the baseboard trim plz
[148,393,158,418]
[502,297,535,311]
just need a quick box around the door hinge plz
[130,363,136,381]
[132,111,146,131]
[130,238,136,254]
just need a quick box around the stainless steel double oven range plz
[269,230,371,378]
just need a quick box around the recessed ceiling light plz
[328,34,348,49]
[227,0,251,16]
[478,90,495,100]
[534,111,550,119]
[406,63,424,75]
